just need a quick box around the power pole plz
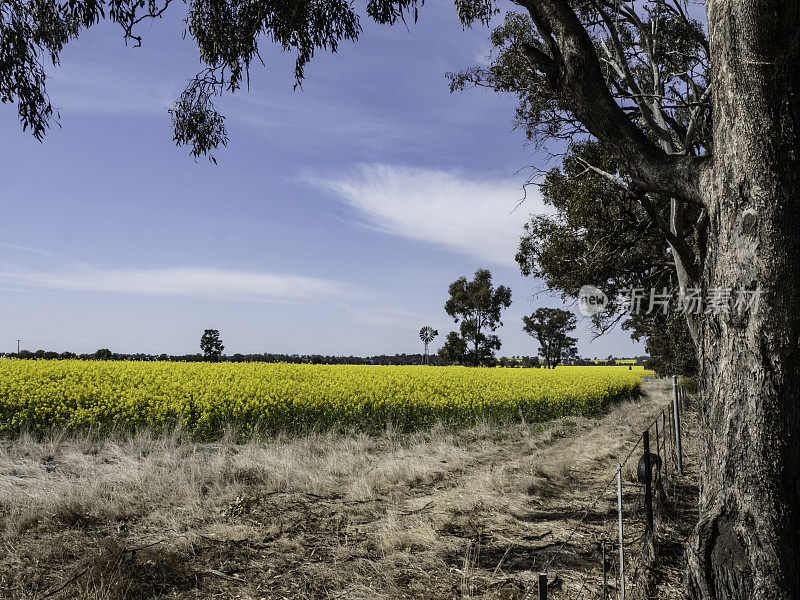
[16,339,21,354]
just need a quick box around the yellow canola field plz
[0,359,653,438]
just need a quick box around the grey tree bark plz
[685,2,800,598]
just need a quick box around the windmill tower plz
[419,326,438,365]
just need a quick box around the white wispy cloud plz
[309,163,550,266]
[222,90,421,152]
[49,62,179,115]
[0,265,352,302]
[0,243,66,257]
[339,303,432,329]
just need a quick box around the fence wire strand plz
[540,424,647,573]
[525,381,689,599]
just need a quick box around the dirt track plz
[0,378,697,599]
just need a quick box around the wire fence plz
[531,375,691,600]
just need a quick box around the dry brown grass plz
[0,378,694,600]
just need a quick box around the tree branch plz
[593,1,677,150]
[634,192,699,284]
[682,84,713,153]
[512,0,709,207]
[518,42,557,83]
[574,157,630,190]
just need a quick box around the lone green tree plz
[437,331,469,366]
[6,1,800,595]
[522,307,578,368]
[200,329,224,362]
[442,269,511,367]
[93,348,112,361]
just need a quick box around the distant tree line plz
[0,349,433,364]
[0,349,434,365]
[0,348,648,368]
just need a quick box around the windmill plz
[419,326,438,365]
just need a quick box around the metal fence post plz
[655,420,661,468]
[667,402,673,450]
[654,417,664,479]
[672,376,683,474]
[602,540,608,600]
[643,430,654,534]
[662,411,669,483]
[617,463,625,600]
[538,572,548,600]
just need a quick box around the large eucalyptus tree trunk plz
[686,2,800,598]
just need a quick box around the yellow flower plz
[0,359,652,438]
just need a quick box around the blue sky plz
[0,3,643,358]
